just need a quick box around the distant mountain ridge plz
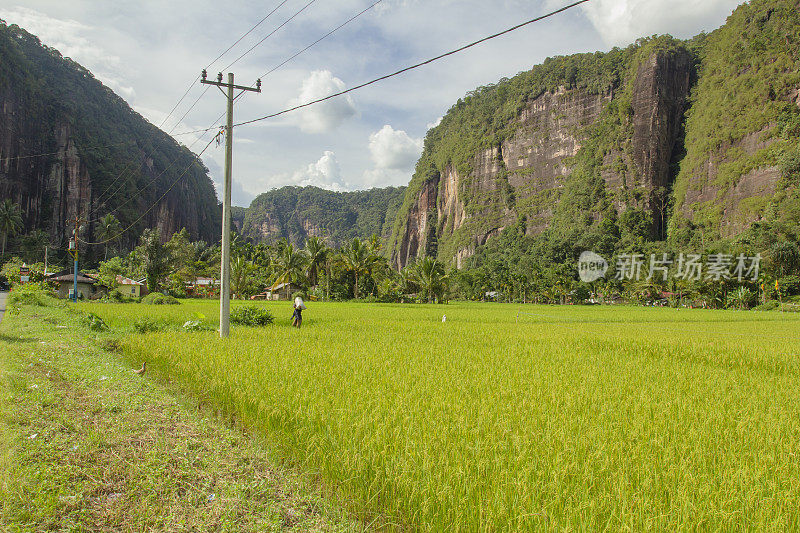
[240,185,406,248]
[0,20,221,258]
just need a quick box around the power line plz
[256,0,383,81]
[235,0,590,128]
[221,0,319,72]
[86,121,224,224]
[157,0,292,134]
[90,0,330,221]
[80,136,217,245]
[86,0,297,215]
[0,140,131,162]
[173,1,384,135]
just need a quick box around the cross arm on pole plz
[201,72,261,93]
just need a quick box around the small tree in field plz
[136,228,172,293]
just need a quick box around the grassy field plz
[0,300,357,531]
[72,299,800,530]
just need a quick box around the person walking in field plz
[292,296,306,328]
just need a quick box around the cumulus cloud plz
[572,0,741,46]
[290,151,348,191]
[361,125,422,187]
[289,70,357,133]
[368,125,422,170]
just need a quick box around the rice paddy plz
[78,300,800,530]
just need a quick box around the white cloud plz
[291,151,347,191]
[426,116,443,130]
[289,70,357,133]
[573,0,742,46]
[361,125,422,188]
[362,167,414,188]
[368,125,422,170]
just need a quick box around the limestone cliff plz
[391,0,800,267]
[391,40,693,267]
[0,21,221,258]
[670,0,800,243]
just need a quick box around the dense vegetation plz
[241,185,405,248]
[0,20,221,257]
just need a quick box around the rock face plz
[392,47,693,268]
[0,21,221,257]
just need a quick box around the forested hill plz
[241,185,406,248]
[0,21,221,257]
[389,0,800,268]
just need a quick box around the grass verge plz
[0,302,360,532]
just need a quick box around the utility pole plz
[44,245,48,276]
[68,214,83,303]
[201,70,261,337]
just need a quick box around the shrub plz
[230,305,274,327]
[182,320,214,332]
[754,300,779,311]
[133,318,168,333]
[141,293,180,305]
[83,312,108,331]
[8,284,59,307]
[726,287,757,310]
[101,289,137,303]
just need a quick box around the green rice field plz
[77,300,800,530]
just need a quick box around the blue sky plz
[1,0,742,206]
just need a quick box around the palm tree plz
[230,255,256,299]
[340,238,370,299]
[97,214,122,260]
[273,243,308,298]
[304,236,329,288]
[411,257,448,303]
[0,199,23,259]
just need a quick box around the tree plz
[97,214,122,260]
[230,255,256,299]
[340,238,370,299]
[304,236,329,288]
[273,243,307,298]
[136,228,172,293]
[410,257,448,303]
[0,199,23,259]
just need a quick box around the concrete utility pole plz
[201,70,261,337]
[68,214,83,303]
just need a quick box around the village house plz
[48,271,106,300]
[251,281,300,300]
[116,275,147,298]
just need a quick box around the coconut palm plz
[340,238,371,299]
[97,214,122,260]
[0,199,23,259]
[411,257,448,303]
[273,243,308,298]
[304,236,329,288]
[230,255,256,299]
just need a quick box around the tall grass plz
[81,300,800,529]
